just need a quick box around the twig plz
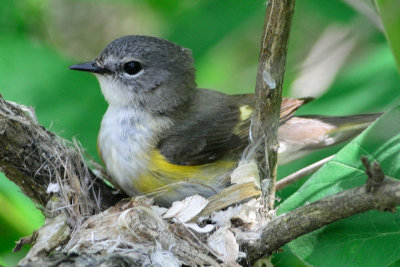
[361,156,385,193]
[13,231,38,252]
[251,0,296,210]
[276,155,335,190]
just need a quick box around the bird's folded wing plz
[157,90,307,166]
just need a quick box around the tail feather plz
[277,113,381,165]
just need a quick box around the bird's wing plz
[158,90,306,166]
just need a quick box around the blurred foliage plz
[0,0,399,266]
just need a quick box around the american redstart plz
[70,35,379,205]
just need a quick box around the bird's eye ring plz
[123,61,142,75]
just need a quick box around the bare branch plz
[251,0,296,210]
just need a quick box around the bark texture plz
[0,97,123,217]
[251,0,296,210]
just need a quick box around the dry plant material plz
[19,213,70,266]
[13,231,38,253]
[0,96,122,218]
[63,198,220,266]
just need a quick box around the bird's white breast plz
[98,105,172,196]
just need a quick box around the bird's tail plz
[277,113,381,164]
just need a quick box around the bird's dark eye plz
[123,61,142,75]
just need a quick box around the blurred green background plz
[0,0,399,266]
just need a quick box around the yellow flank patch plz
[239,105,253,121]
[150,150,203,178]
[135,149,236,194]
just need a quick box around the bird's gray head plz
[70,35,196,114]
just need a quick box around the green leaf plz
[278,106,400,267]
[272,245,309,267]
[375,0,400,72]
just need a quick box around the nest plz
[0,97,271,266]
[24,141,267,266]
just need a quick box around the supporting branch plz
[251,0,296,210]
[241,161,399,263]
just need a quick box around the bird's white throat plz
[96,74,135,106]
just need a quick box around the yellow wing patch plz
[233,104,253,137]
[239,105,253,121]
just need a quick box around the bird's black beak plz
[69,61,110,74]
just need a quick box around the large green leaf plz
[375,0,400,72]
[278,106,400,266]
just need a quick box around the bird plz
[70,35,379,206]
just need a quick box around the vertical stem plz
[251,0,296,210]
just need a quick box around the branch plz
[0,96,123,218]
[251,0,296,210]
[241,161,400,263]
